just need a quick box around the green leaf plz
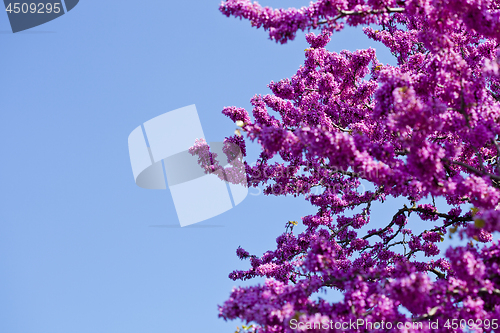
[474,219,485,228]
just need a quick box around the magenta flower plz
[196,1,500,331]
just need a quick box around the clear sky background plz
[0,1,485,333]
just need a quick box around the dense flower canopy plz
[196,0,500,332]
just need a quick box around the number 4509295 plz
[6,3,61,14]
[444,319,498,330]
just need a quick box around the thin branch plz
[443,158,500,181]
[429,268,446,279]
[332,122,351,133]
[492,139,500,175]
[318,7,405,26]
[363,207,406,240]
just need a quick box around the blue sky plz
[1,1,478,332]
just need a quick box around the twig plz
[492,139,500,175]
[443,158,500,181]
[318,7,405,26]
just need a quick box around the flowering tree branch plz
[188,1,500,331]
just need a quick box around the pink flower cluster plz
[210,1,500,331]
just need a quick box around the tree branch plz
[318,7,405,26]
[443,158,500,181]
